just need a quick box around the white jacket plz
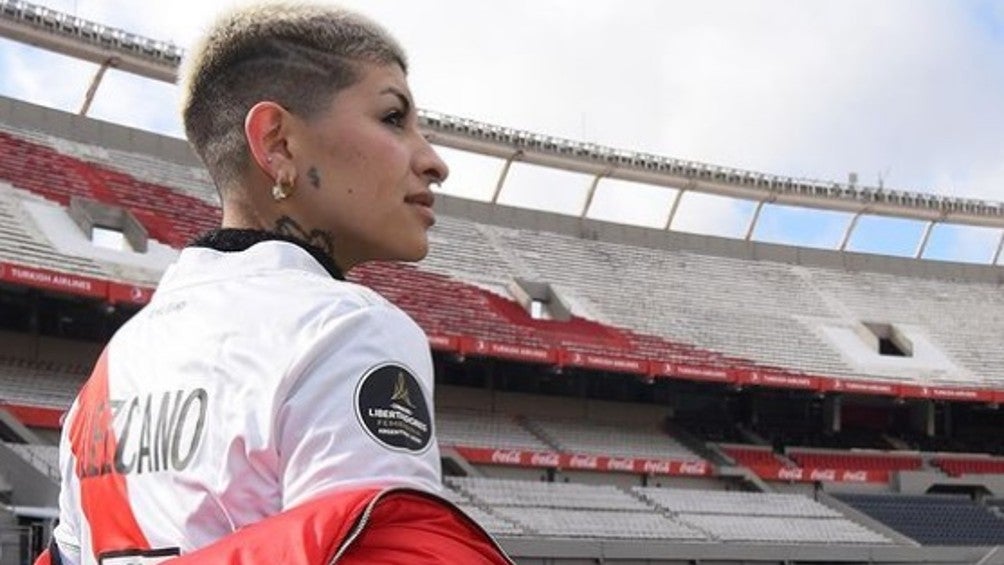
[53,239,440,564]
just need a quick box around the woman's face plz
[286,62,448,270]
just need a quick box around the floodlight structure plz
[2,0,1001,263]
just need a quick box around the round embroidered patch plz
[354,363,432,453]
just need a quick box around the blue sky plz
[1,0,1002,264]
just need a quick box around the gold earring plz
[271,179,294,201]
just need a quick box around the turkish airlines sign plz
[453,446,713,476]
[0,263,107,298]
[820,378,898,396]
[736,369,817,390]
[459,337,558,364]
[655,362,732,382]
[0,262,156,305]
[561,351,648,374]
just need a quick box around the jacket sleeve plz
[274,303,441,511]
[164,487,512,565]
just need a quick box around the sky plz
[1,0,1003,263]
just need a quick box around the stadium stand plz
[934,455,1004,476]
[437,410,553,452]
[638,487,892,545]
[836,493,1004,546]
[0,183,110,279]
[450,477,651,511]
[0,357,85,409]
[720,444,794,472]
[449,477,706,540]
[436,480,526,536]
[0,127,219,249]
[446,478,894,545]
[786,448,923,472]
[524,417,702,461]
[676,513,892,545]
[636,487,841,518]
[492,507,705,540]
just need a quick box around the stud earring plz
[271,177,295,201]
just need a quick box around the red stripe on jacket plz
[68,349,152,555]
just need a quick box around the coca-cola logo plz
[607,458,636,471]
[568,455,598,469]
[777,468,804,481]
[529,452,560,467]
[678,461,708,475]
[841,470,869,482]
[491,450,523,465]
[642,460,672,474]
[809,469,836,481]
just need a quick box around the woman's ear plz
[244,101,294,180]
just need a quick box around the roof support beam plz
[490,150,522,204]
[745,200,767,241]
[992,230,1004,266]
[79,57,118,116]
[915,221,936,259]
[664,189,686,231]
[580,169,612,218]
[839,211,864,251]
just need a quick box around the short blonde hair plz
[180,2,407,192]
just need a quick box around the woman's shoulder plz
[289,273,394,313]
[279,274,421,335]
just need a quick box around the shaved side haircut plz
[180,2,407,194]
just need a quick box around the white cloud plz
[432,147,503,201]
[0,39,94,111]
[669,192,753,238]
[587,179,678,229]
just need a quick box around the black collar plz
[189,229,345,281]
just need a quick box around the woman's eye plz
[383,110,405,128]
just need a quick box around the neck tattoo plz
[273,216,335,258]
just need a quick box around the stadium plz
[2,1,1004,563]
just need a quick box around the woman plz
[43,2,511,563]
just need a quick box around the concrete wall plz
[0,96,199,167]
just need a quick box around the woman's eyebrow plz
[380,86,413,115]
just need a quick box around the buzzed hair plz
[180,2,407,193]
